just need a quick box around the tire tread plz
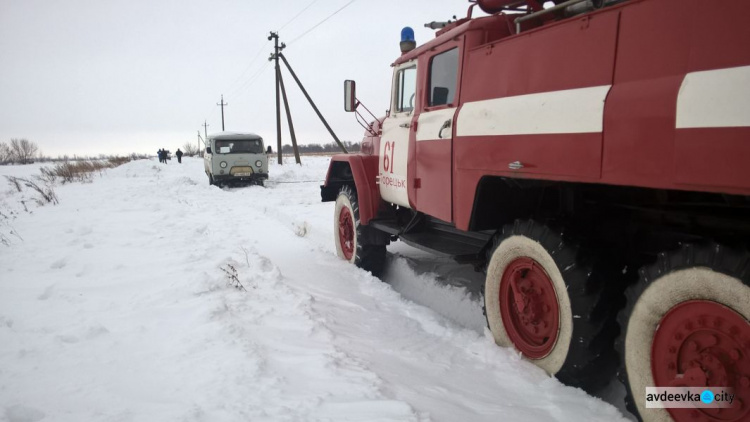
[615,242,750,420]
[485,219,620,394]
[337,185,387,277]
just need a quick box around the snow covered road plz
[0,157,628,421]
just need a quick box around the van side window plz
[395,66,417,113]
[428,48,458,107]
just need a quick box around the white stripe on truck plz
[677,65,750,129]
[456,85,611,137]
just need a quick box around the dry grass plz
[40,156,132,184]
[1,156,137,247]
[3,176,58,205]
[108,156,132,167]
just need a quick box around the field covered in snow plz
[0,157,629,421]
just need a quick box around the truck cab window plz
[429,48,458,107]
[395,66,416,113]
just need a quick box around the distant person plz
[176,148,183,164]
[266,145,272,154]
[162,148,168,164]
[157,148,163,163]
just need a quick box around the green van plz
[204,132,268,186]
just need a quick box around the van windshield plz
[215,139,263,154]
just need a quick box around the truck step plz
[368,219,401,235]
[400,229,490,259]
[368,217,493,260]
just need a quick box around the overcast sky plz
[0,0,485,157]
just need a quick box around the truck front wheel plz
[334,185,386,277]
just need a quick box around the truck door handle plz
[508,161,524,170]
[399,123,411,128]
[438,119,452,139]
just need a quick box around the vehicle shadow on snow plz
[380,243,490,334]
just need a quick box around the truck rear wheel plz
[617,243,750,422]
[334,185,386,277]
[484,220,618,393]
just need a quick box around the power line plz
[225,61,271,103]
[202,102,219,126]
[201,0,328,129]
[221,0,320,99]
[203,55,270,123]
[287,0,359,46]
[224,40,271,94]
[278,0,322,32]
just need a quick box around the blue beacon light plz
[400,27,416,53]
[401,27,415,42]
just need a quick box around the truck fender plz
[321,154,381,225]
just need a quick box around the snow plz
[0,157,629,422]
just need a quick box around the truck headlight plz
[255,160,263,167]
[220,161,227,168]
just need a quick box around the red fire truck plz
[320,1,750,420]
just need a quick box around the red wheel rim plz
[338,206,354,261]
[652,300,750,422]
[499,257,560,359]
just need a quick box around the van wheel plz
[484,220,619,393]
[334,185,386,277]
[208,175,215,186]
[617,243,750,422]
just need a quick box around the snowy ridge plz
[0,157,627,421]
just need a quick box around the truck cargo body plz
[322,1,750,421]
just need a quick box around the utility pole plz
[266,33,345,163]
[279,53,348,154]
[277,64,301,164]
[202,120,209,156]
[268,31,283,165]
[197,131,203,157]
[216,95,228,131]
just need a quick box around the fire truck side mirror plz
[344,80,358,112]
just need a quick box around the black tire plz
[334,185,386,277]
[484,220,620,394]
[208,174,214,186]
[616,243,750,422]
